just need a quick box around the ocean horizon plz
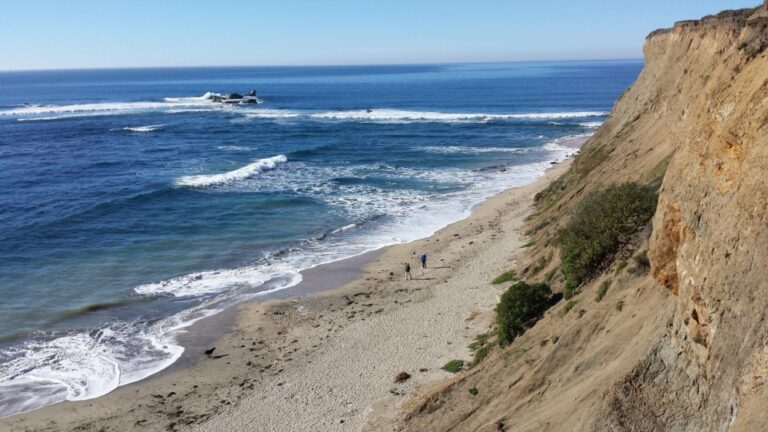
[0,60,641,417]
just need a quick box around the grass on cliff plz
[492,270,518,285]
[442,359,464,373]
[595,279,611,303]
[496,281,553,346]
[468,332,493,367]
[558,183,657,298]
[560,299,578,317]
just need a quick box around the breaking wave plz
[175,155,288,188]
[121,124,164,133]
[422,146,530,154]
[242,108,609,123]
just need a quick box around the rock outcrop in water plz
[205,90,259,104]
[398,4,768,431]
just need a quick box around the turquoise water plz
[0,61,641,416]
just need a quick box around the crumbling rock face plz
[580,5,768,429]
[400,4,768,432]
[640,5,768,430]
[599,336,711,432]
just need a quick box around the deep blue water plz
[0,61,641,416]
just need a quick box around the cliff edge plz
[397,3,768,431]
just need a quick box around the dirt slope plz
[399,4,768,431]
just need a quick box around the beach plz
[0,63,634,422]
[1,153,572,432]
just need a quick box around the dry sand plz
[1,160,572,432]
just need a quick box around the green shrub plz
[545,268,558,284]
[527,255,550,277]
[521,240,536,248]
[563,281,579,299]
[468,332,491,351]
[442,359,464,373]
[614,260,628,275]
[471,344,491,367]
[558,183,657,295]
[595,279,611,303]
[560,299,578,316]
[492,270,517,285]
[468,387,479,396]
[468,332,492,367]
[496,281,552,345]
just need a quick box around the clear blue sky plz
[0,0,760,70]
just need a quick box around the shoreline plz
[1,154,575,432]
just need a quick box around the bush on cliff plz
[496,281,552,345]
[492,270,517,285]
[558,182,657,297]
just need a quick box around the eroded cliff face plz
[400,4,768,431]
[641,6,768,430]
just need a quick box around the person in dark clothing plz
[420,253,427,269]
[404,262,412,280]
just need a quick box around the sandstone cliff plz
[399,4,768,431]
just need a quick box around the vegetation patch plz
[442,359,465,373]
[468,332,492,368]
[560,299,578,316]
[496,281,553,345]
[492,270,518,285]
[614,260,628,275]
[471,344,491,368]
[527,255,550,277]
[520,240,536,248]
[595,279,611,303]
[544,268,558,284]
[468,332,491,351]
[558,183,657,297]
[468,387,479,396]
[630,251,651,275]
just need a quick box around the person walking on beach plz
[420,253,427,270]
[404,262,412,281]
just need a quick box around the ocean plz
[0,61,641,416]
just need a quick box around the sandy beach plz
[1,158,573,432]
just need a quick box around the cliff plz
[398,3,768,431]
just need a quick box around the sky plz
[0,0,761,71]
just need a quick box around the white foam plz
[309,109,608,122]
[235,108,608,124]
[3,101,607,125]
[0,92,228,121]
[175,155,288,188]
[579,121,603,128]
[135,266,271,297]
[121,124,164,133]
[217,145,255,152]
[0,101,205,117]
[162,92,214,103]
[242,109,302,119]
[421,145,529,154]
[544,132,592,153]
[330,223,358,234]
[0,305,219,418]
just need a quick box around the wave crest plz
[175,155,287,188]
[121,124,164,133]
[308,109,608,122]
